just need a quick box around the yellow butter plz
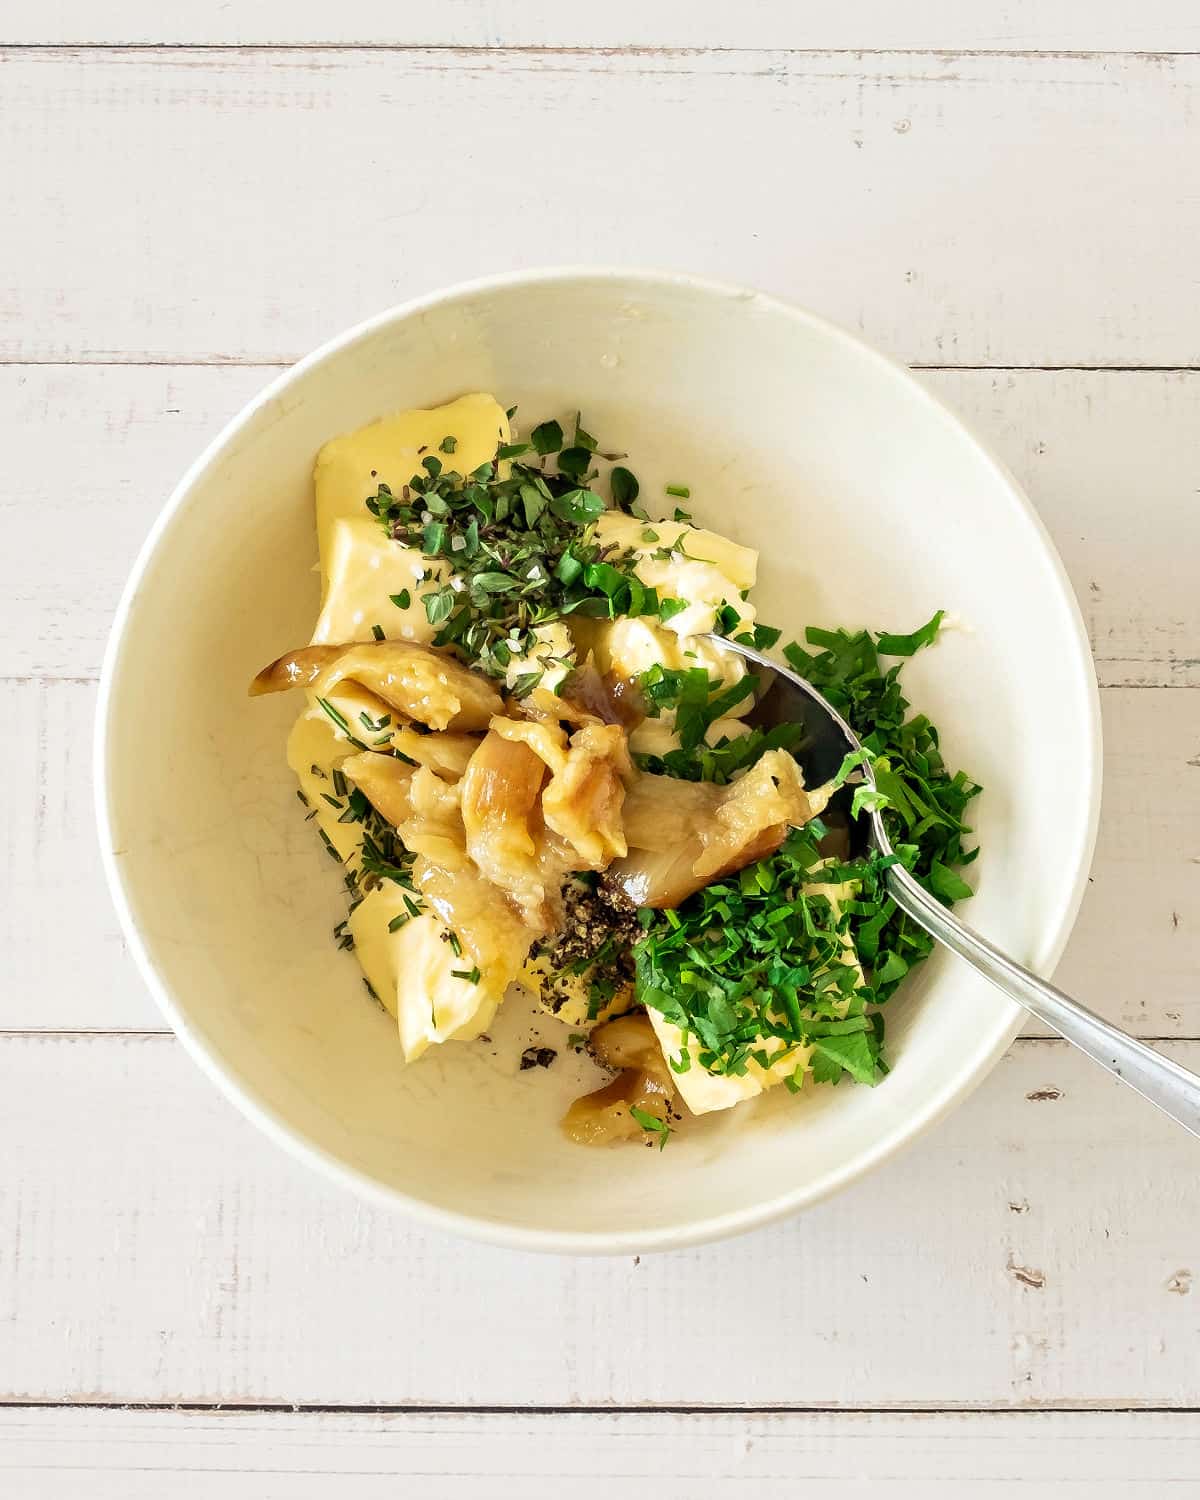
[286,706,367,866]
[312,520,448,646]
[592,512,758,591]
[346,905,499,1062]
[313,392,509,585]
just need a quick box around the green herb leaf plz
[555,550,584,586]
[876,610,944,657]
[422,589,454,626]
[611,465,640,510]
[530,419,564,455]
[658,596,688,624]
[850,784,892,819]
[812,1031,879,1086]
[628,1105,672,1150]
[470,571,519,595]
[519,481,547,527]
[928,859,975,902]
[549,488,605,524]
[556,446,592,479]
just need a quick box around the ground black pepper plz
[520,1046,557,1070]
[529,880,641,1016]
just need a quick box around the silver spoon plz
[709,634,1200,1139]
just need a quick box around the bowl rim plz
[94,264,1103,1256]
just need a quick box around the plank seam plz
[3,43,1200,60]
[5,360,1200,374]
[3,1400,1199,1415]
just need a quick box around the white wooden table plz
[4,5,1199,1493]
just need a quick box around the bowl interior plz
[99,272,1098,1250]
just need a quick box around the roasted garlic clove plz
[692,750,829,881]
[541,723,633,869]
[249,644,345,695]
[561,1013,677,1147]
[391,725,480,781]
[460,729,551,929]
[606,751,827,909]
[251,639,503,731]
[312,641,503,731]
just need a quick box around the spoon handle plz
[886,863,1200,1139]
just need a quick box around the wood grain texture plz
[4,1031,1199,1408]
[8,0,1200,51]
[4,49,1200,367]
[4,365,1198,686]
[3,1407,1200,1497]
[6,2,1200,1459]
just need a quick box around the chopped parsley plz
[629,1104,672,1149]
[636,823,888,1087]
[634,613,980,1087]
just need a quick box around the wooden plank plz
[0,678,158,1032]
[920,370,1200,690]
[7,674,1194,1035]
[3,366,1198,687]
[0,365,274,683]
[3,1032,1199,1407]
[3,49,1199,368]
[3,1407,1200,1498]
[1048,685,1199,1036]
[8,0,1200,52]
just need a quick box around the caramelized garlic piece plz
[541,723,632,869]
[606,750,829,909]
[391,726,478,781]
[459,730,552,930]
[312,642,502,731]
[250,644,345,696]
[250,639,502,732]
[562,1013,677,1147]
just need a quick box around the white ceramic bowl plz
[96,269,1100,1254]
